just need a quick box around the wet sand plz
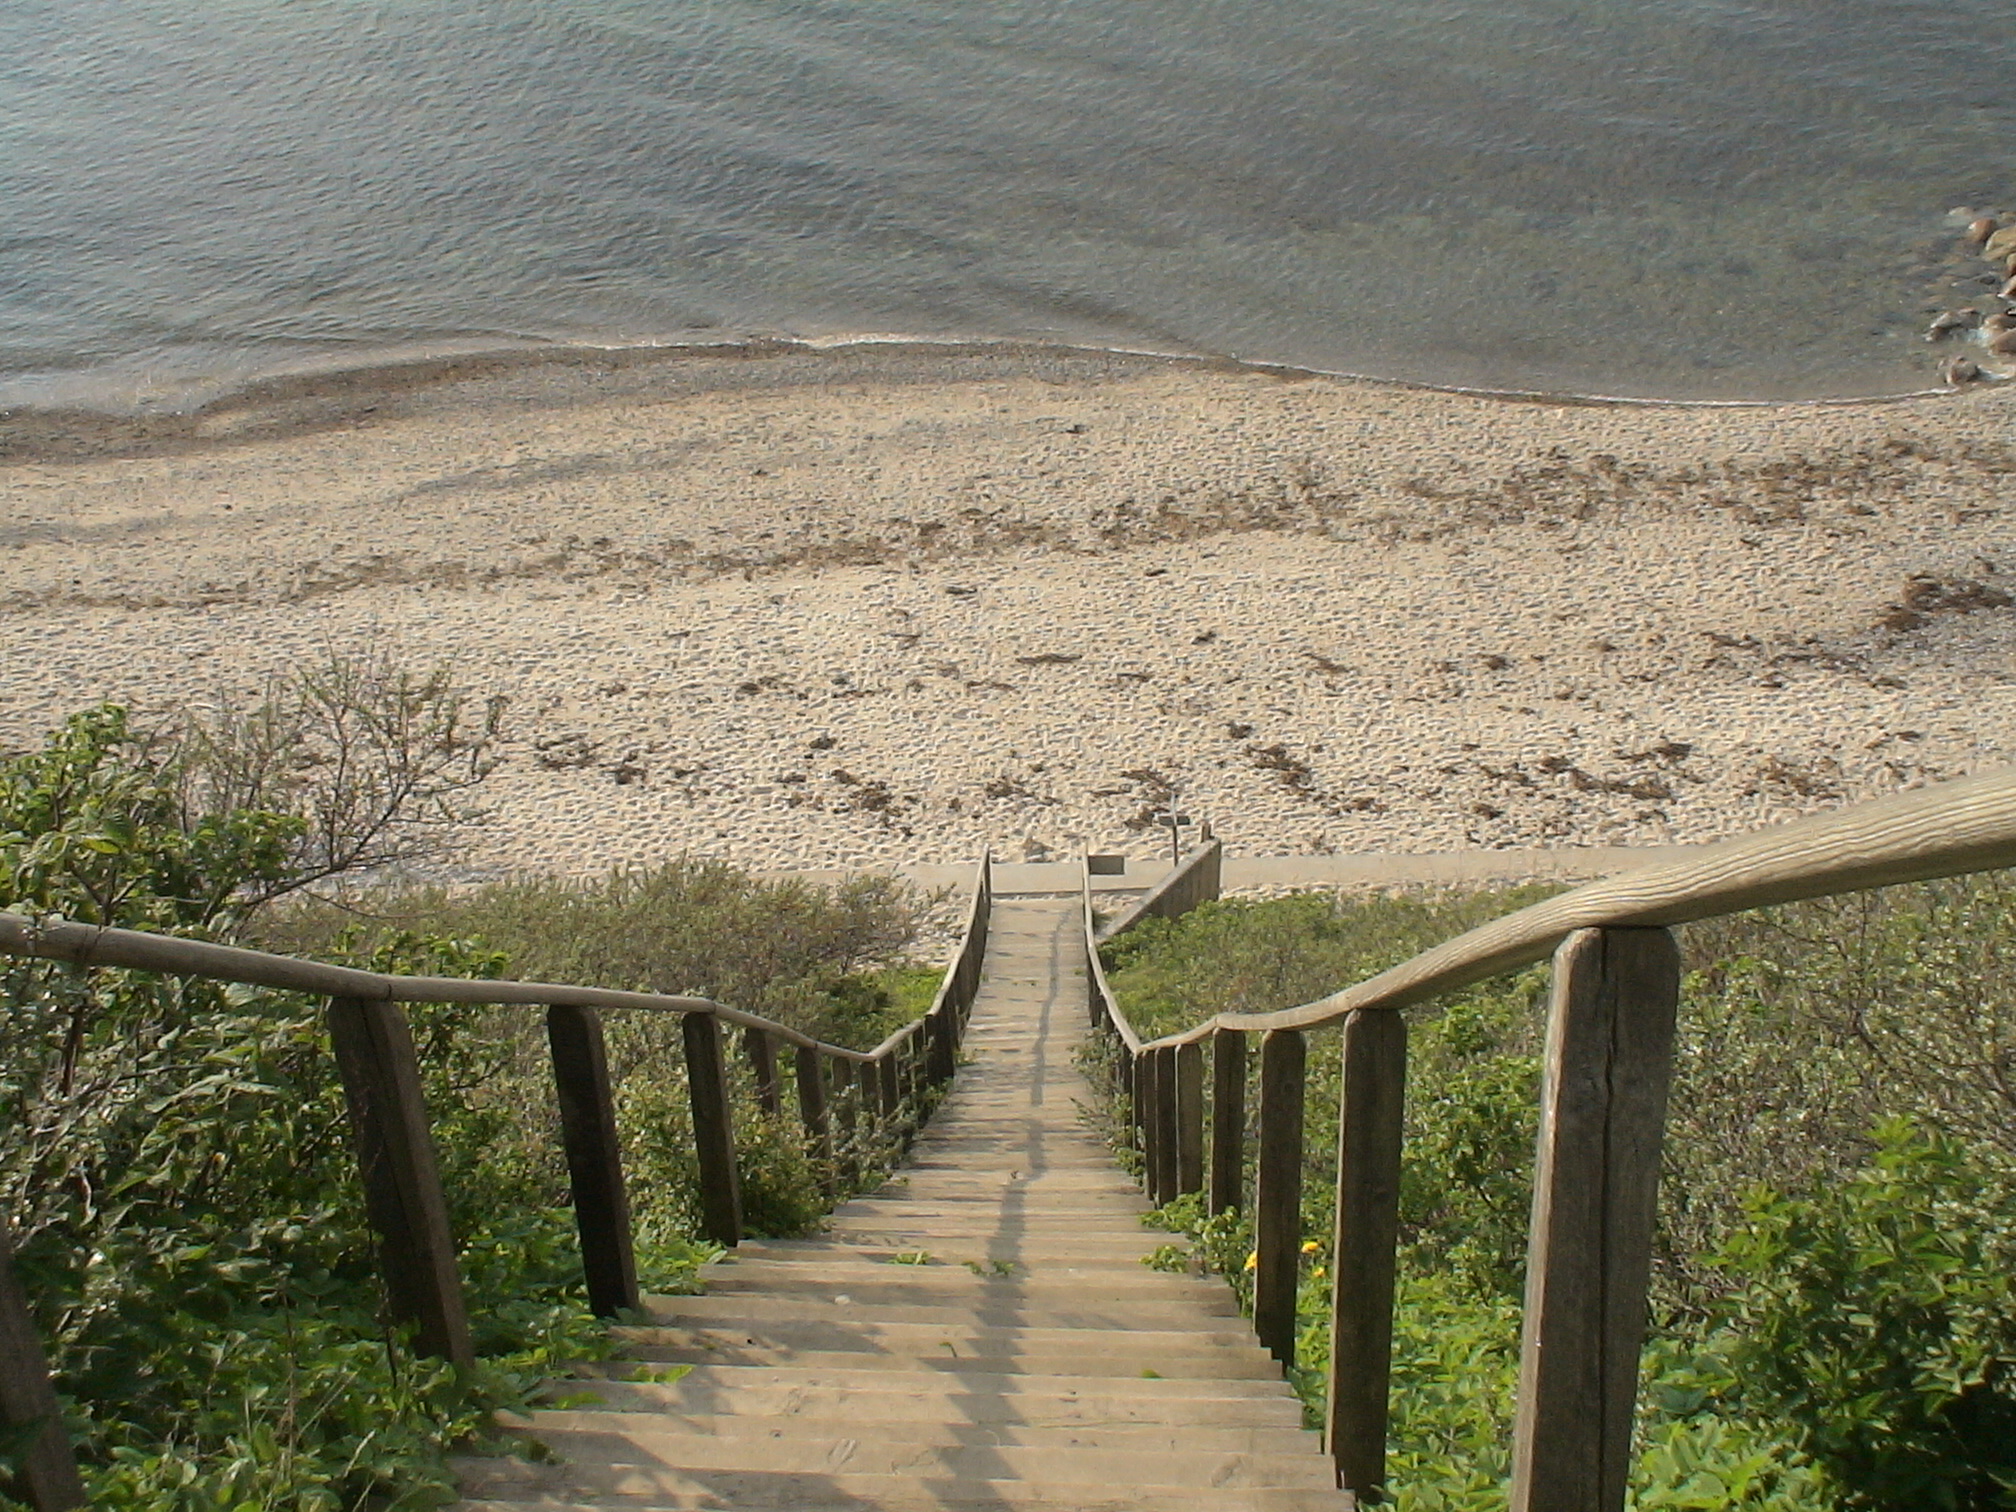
[4,342,2014,879]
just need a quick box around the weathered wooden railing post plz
[1510,928,1681,1512]
[326,997,473,1367]
[743,1026,781,1117]
[1132,1051,1153,1190]
[796,1042,834,1189]
[546,1005,640,1317]
[1327,1009,1408,1500]
[905,1033,928,1121]
[1136,1049,1160,1201]
[681,1011,743,1247]
[928,1008,958,1087]
[852,1059,882,1163]
[876,1051,901,1124]
[832,1055,860,1183]
[1252,1028,1306,1369]
[1209,1027,1246,1216]
[0,1213,86,1511]
[1175,1040,1205,1197]
[1153,1046,1182,1205]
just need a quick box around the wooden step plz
[733,1237,1175,1264]
[856,1195,1149,1213]
[697,1258,1232,1297]
[456,1466,1350,1511]
[609,1342,1284,1382]
[486,1413,1339,1490]
[828,1202,1153,1225]
[613,1317,1282,1371]
[725,1257,1177,1282]
[517,1397,1315,1454]
[645,1292,1245,1331]
[567,1360,1303,1403]
[551,1366,1303,1421]
[632,1305,1272,1351]
[870,1170,1143,1188]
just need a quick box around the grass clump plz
[1105,881,2016,1512]
[263,863,936,1052]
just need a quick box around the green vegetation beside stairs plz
[1101,887,2016,1511]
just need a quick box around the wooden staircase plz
[454,894,1347,1510]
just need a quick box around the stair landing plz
[454,895,1347,1510]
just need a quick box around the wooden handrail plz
[1080,767,2016,1508]
[0,911,884,1060]
[1135,766,2016,1047]
[0,855,993,1509]
[1079,844,1220,1222]
[1081,876,1141,1054]
[1080,834,1224,1057]
[891,853,993,1064]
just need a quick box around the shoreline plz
[0,335,1972,466]
[5,346,2014,880]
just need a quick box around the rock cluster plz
[1929,209,2016,384]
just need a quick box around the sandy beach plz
[4,342,2014,880]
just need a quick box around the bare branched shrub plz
[161,647,507,904]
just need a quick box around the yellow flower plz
[1243,1250,1259,1271]
[1300,1239,1320,1255]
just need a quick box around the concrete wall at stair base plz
[1096,838,1223,943]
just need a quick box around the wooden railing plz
[0,856,993,1512]
[1081,836,1226,1209]
[1084,769,2016,1510]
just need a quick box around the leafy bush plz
[1712,1121,2016,1509]
[1394,981,1545,1298]
[263,861,933,1051]
[1663,880,2016,1313]
[1098,887,1559,1044]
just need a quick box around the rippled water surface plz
[3,0,2012,406]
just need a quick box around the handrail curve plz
[1,912,881,1062]
[1095,835,1224,944]
[1,854,996,1067]
[875,852,992,1061]
[1131,765,2016,1048]
[1082,871,1140,1054]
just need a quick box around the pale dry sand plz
[4,342,2014,880]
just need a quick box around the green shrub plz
[1395,980,1545,1298]
[0,698,916,1504]
[1099,887,1560,1043]
[266,861,932,1051]
[1712,1121,2016,1510]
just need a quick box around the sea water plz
[2,0,2011,409]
